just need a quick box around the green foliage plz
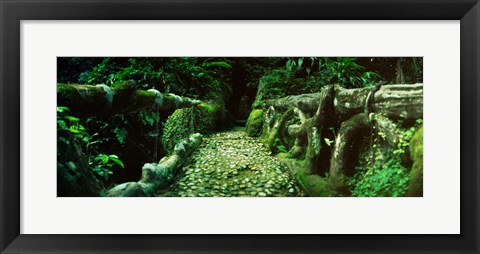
[349,118,423,197]
[255,58,381,107]
[57,107,128,182]
[323,127,337,147]
[113,127,128,145]
[202,61,232,68]
[80,58,120,85]
[394,119,422,155]
[89,154,125,181]
[286,57,315,73]
[276,144,288,153]
[284,57,380,88]
[411,58,423,83]
[349,154,410,197]
[318,57,380,88]
[57,57,104,84]
[138,111,161,126]
[324,138,334,147]
[57,106,87,138]
[76,57,234,107]
[85,114,129,147]
[253,69,296,106]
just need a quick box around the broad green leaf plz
[324,138,333,146]
[109,157,125,168]
[57,106,70,113]
[64,116,80,122]
[68,127,79,133]
[202,61,232,68]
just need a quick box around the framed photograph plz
[1,0,479,253]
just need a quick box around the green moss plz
[135,90,151,97]
[162,108,194,154]
[410,125,423,160]
[407,125,423,196]
[195,104,221,133]
[295,170,332,197]
[162,103,222,154]
[275,153,327,196]
[198,103,217,113]
[275,152,290,160]
[245,109,264,137]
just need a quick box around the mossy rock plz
[245,109,264,137]
[196,103,223,133]
[407,125,423,196]
[277,151,339,197]
[295,170,333,197]
[162,103,224,154]
[162,108,193,154]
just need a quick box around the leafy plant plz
[324,127,337,147]
[324,138,334,147]
[320,57,380,88]
[202,61,232,68]
[57,106,127,182]
[394,119,422,155]
[113,127,128,145]
[89,154,125,181]
[349,118,423,197]
[284,57,380,88]
[349,154,410,197]
[138,111,161,126]
[57,106,87,138]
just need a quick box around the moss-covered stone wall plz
[162,103,225,154]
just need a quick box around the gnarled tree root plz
[263,84,423,121]
[57,81,202,116]
[329,113,371,181]
[107,133,203,197]
[302,85,335,175]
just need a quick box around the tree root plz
[107,133,203,197]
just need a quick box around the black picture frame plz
[1,0,479,253]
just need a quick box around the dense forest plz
[57,57,423,197]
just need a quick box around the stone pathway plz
[161,128,302,197]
